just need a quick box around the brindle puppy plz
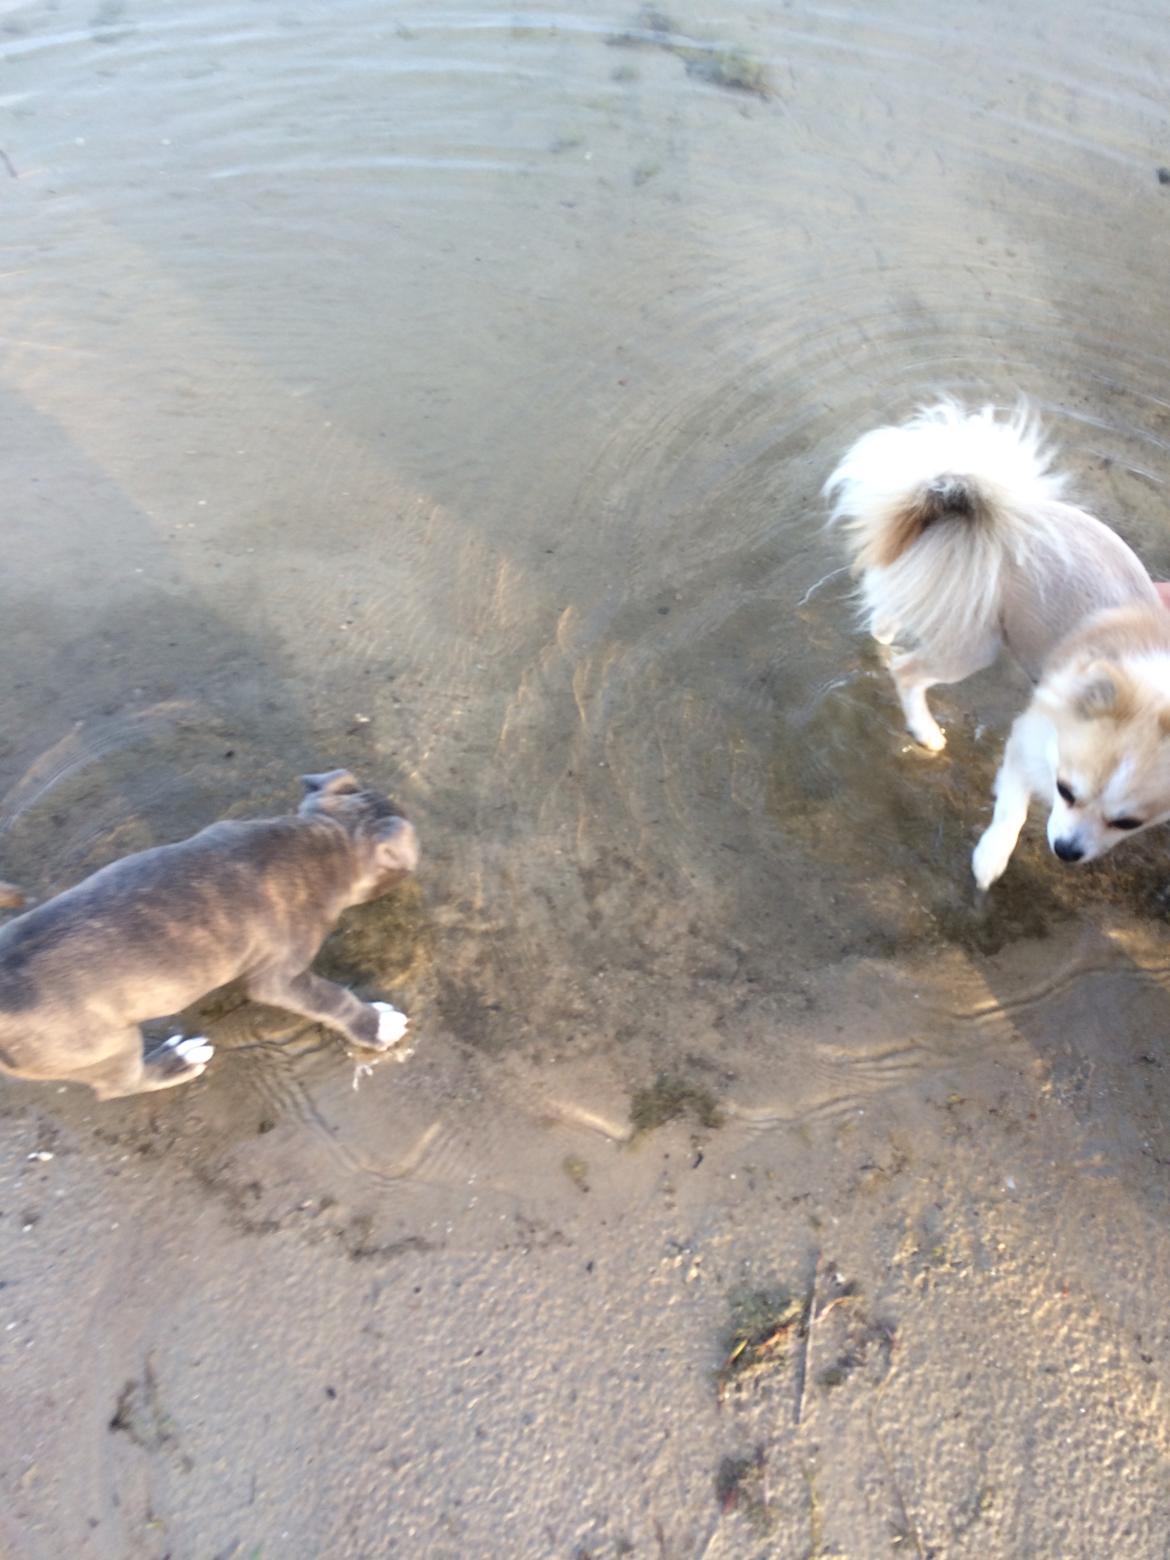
[0,769,419,1099]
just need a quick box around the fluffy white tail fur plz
[824,400,1069,652]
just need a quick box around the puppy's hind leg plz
[889,633,999,753]
[77,1029,215,1100]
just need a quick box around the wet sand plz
[4,1,1170,1555]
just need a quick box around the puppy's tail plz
[824,399,1067,647]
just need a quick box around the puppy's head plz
[299,769,419,897]
[1036,661,1170,865]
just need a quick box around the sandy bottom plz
[7,915,1170,1557]
[4,0,1170,1555]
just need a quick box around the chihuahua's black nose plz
[1053,838,1084,863]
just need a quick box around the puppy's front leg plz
[972,720,1035,889]
[248,968,409,1052]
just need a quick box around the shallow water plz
[5,2,1170,1555]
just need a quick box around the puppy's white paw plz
[372,1002,410,1049]
[972,829,1013,890]
[910,718,947,753]
[167,1034,214,1066]
[177,1036,214,1066]
[159,1032,215,1065]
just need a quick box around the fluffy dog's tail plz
[824,399,1067,649]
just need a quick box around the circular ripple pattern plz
[3,0,1170,1212]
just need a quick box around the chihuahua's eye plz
[1109,816,1143,832]
[1056,780,1076,805]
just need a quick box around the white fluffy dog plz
[826,401,1170,887]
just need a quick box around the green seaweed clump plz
[715,1448,773,1531]
[629,1071,723,1133]
[682,48,771,97]
[716,1286,803,1401]
[607,7,773,100]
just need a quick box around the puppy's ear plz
[300,769,361,797]
[1073,662,1132,722]
[376,815,419,875]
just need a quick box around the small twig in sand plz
[794,1251,822,1426]
[868,1409,927,1559]
[693,1517,721,1560]
[0,148,17,179]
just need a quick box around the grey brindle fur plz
[0,770,419,1099]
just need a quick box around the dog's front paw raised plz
[972,827,1013,890]
[371,1001,410,1050]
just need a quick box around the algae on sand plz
[682,48,771,97]
[629,1071,723,1133]
[715,1448,773,1532]
[715,1286,803,1402]
[607,7,773,100]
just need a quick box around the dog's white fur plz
[825,400,1170,886]
[372,1001,410,1047]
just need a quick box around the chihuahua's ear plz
[1072,662,1133,722]
[300,769,361,797]
[377,815,419,875]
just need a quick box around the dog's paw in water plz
[972,827,1013,890]
[140,1032,216,1089]
[911,718,947,753]
[154,1032,215,1070]
[371,1001,410,1049]
[171,1035,215,1067]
